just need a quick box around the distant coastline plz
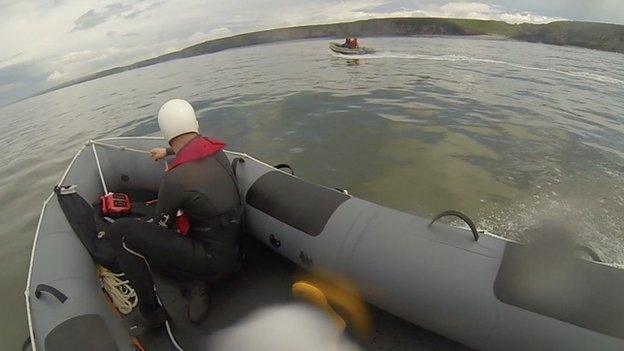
[34,17,624,98]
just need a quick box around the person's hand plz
[150,148,168,161]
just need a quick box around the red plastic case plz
[100,193,132,216]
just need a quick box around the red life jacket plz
[167,135,225,171]
[167,135,226,235]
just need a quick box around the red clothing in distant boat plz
[344,38,359,49]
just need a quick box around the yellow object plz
[292,281,347,332]
[291,273,371,337]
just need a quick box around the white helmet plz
[157,99,199,143]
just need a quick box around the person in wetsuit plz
[343,37,358,49]
[107,99,242,332]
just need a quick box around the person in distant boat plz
[343,37,359,49]
[107,99,243,333]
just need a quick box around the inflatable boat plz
[25,137,624,350]
[329,42,374,55]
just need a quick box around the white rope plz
[57,144,87,187]
[98,266,138,314]
[122,242,185,350]
[91,140,169,171]
[162,299,185,351]
[91,140,152,155]
[91,142,109,194]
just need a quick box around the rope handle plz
[21,336,31,351]
[35,284,68,303]
[273,163,294,175]
[428,210,479,241]
[231,157,245,178]
[575,245,602,262]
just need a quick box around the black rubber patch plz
[494,242,624,339]
[44,314,120,351]
[246,171,349,236]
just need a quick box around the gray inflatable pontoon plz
[329,42,375,55]
[26,137,624,350]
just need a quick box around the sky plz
[0,0,623,106]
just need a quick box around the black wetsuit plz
[107,148,242,316]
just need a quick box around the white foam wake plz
[331,51,624,86]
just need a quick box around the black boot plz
[129,306,168,337]
[186,281,210,324]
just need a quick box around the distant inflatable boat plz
[329,42,374,55]
[25,137,624,350]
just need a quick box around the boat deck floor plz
[113,190,468,350]
[123,238,468,351]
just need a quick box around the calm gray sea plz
[1,36,623,348]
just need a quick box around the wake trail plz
[332,51,624,86]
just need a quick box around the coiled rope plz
[98,265,138,314]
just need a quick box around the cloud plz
[207,27,234,38]
[58,50,95,64]
[0,60,49,84]
[46,70,63,81]
[490,0,624,24]
[431,2,564,23]
[106,30,140,38]
[0,52,23,65]
[122,11,142,19]
[356,1,563,24]
[123,0,166,19]
[0,59,51,104]
[71,1,166,31]
[72,9,105,31]
[72,3,133,31]
[187,27,234,42]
